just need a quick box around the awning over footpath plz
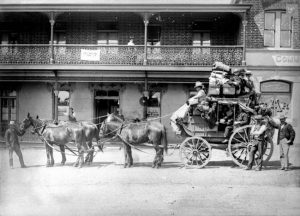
[0,0,251,12]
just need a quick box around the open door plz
[95,90,119,128]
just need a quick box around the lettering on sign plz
[81,49,100,61]
[147,107,160,121]
[272,55,300,66]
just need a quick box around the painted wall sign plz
[81,49,100,61]
[261,81,290,92]
[272,55,300,66]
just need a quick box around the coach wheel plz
[228,125,274,168]
[179,136,212,169]
[228,125,252,168]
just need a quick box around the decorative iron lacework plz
[0,45,243,66]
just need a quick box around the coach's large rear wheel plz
[179,136,212,168]
[228,125,274,168]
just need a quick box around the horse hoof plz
[73,163,78,167]
[46,164,51,167]
[61,162,65,166]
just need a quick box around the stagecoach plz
[176,96,274,169]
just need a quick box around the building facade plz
[0,0,299,143]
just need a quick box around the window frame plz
[96,21,119,45]
[264,11,293,48]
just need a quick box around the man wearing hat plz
[187,81,206,106]
[245,115,267,171]
[5,120,26,169]
[222,105,251,143]
[270,114,295,171]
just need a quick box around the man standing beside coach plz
[269,114,296,171]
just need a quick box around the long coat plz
[5,125,25,148]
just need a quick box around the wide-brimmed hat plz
[194,81,203,88]
[254,115,263,120]
[279,114,287,119]
[245,70,252,75]
[9,120,15,125]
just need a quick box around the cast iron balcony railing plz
[0,44,243,66]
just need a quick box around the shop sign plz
[147,107,160,119]
[272,55,300,66]
[261,81,290,92]
[81,49,100,61]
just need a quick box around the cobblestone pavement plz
[0,143,300,216]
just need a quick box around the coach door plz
[95,90,119,126]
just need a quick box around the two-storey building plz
[0,0,299,143]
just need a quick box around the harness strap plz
[116,134,156,156]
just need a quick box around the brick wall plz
[2,1,298,48]
[242,0,300,49]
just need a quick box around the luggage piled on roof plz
[208,61,255,97]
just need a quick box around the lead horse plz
[99,113,168,168]
[20,113,95,168]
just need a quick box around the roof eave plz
[0,4,252,13]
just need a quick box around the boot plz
[19,156,26,168]
[9,159,13,169]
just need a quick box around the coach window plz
[147,91,161,120]
[57,90,70,121]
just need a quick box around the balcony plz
[0,44,243,66]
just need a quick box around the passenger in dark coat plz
[5,121,26,168]
[223,107,251,143]
[268,114,295,171]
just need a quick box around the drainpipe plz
[53,71,59,122]
[49,12,55,64]
[242,12,247,66]
[143,13,150,66]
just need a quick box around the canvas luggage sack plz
[212,62,231,73]
[208,86,221,95]
[222,83,236,95]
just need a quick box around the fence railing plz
[0,44,243,66]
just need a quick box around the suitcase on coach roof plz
[212,62,231,73]
[222,83,236,95]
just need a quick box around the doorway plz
[94,90,119,126]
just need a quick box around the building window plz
[97,21,118,45]
[0,90,17,137]
[148,25,161,46]
[0,90,17,122]
[192,21,211,46]
[264,11,292,48]
[53,22,66,44]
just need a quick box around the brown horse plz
[20,113,89,168]
[99,113,168,168]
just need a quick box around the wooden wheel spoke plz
[243,128,250,142]
[232,136,244,144]
[236,131,247,143]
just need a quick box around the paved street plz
[1,143,300,216]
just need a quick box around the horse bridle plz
[29,118,46,135]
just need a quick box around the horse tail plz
[161,127,168,154]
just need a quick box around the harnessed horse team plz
[20,113,168,168]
